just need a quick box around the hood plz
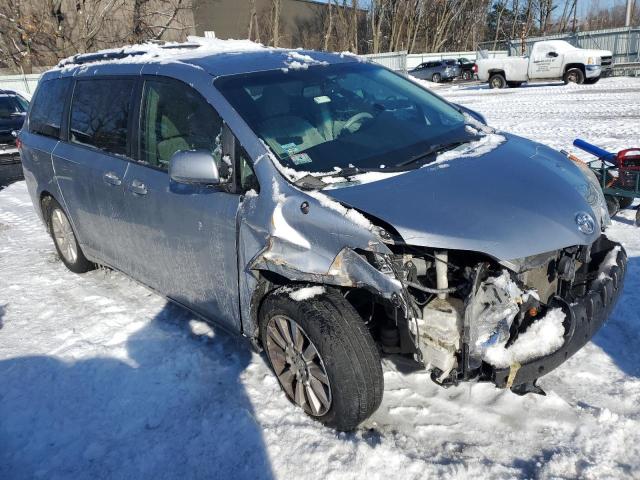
[326,134,601,261]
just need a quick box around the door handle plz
[103,171,122,186]
[130,179,148,196]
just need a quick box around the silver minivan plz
[19,40,626,430]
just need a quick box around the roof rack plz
[57,42,202,68]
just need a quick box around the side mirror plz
[548,51,558,58]
[169,150,220,186]
[455,104,487,125]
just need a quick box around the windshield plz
[216,62,474,175]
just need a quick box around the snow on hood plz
[326,133,602,261]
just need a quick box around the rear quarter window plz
[29,78,71,139]
[69,78,136,156]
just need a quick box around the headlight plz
[573,160,611,229]
[587,57,594,65]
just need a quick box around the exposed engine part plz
[416,297,463,382]
[435,251,449,299]
[465,270,538,370]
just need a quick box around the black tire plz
[462,70,472,81]
[605,195,620,218]
[584,76,600,85]
[635,207,640,226]
[43,196,94,273]
[507,81,523,88]
[489,73,506,89]
[431,73,441,83]
[563,68,585,84]
[259,286,383,431]
[618,197,634,210]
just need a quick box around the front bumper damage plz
[488,243,626,390]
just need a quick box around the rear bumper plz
[489,242,626,388]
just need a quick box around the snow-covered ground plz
[2,77,640,480]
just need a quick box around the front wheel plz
[260,286,383,431]
[431,73,441,83]
[489,73,506,89]
[618,197,634,210]
[564,68,585,84]
[45,197,94,273]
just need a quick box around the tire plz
[605,195,620,218]
[44,197,94,273]
[618,197,634,210]
[462,70,472,81]
[431,73,441,83]
[259,286,383,431]
[563,68,585,84]
[507,81,523,88]
[635,207,640,226]
[489,73,506,89]
[584,76,600,85]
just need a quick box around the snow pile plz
[282,51,329,72]
[484,308,566,368]
[289,286,326,301]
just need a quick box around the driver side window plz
[139,79,224,171]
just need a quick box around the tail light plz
[473,64,478,73]
[15,136,22,150]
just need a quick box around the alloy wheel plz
[51,208,78,264]
[265,315,332,416]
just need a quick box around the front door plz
[120,77,242,331]
[529,44,563,79]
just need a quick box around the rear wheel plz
[431,73,442,83]
[462,70,473,81]
[564,68,585,84]
[489,73,506,89]
[45,197,94,273]
[260,286,383,431]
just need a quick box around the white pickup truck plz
[476,40,613,88]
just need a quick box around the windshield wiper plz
[396,141,468,168]
[293,167,379,190]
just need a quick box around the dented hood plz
[326,134,601,261]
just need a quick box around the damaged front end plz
[374,234,626,394]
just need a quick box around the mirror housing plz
[169,150,220,186]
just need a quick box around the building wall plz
[193,0,326,48]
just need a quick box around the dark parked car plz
[0,89,29,185]
[409,60,460,82]
[454,58,476,81]
[19,40,625,431]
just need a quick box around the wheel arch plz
[564,63,585,75]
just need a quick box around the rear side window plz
[139,79,223,170]
[70,78,135,156]
[29,78,70,138]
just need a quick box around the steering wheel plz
[338,112,374,135]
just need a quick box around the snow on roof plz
[55,36,267,71]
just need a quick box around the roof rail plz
[57,42,202,68]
